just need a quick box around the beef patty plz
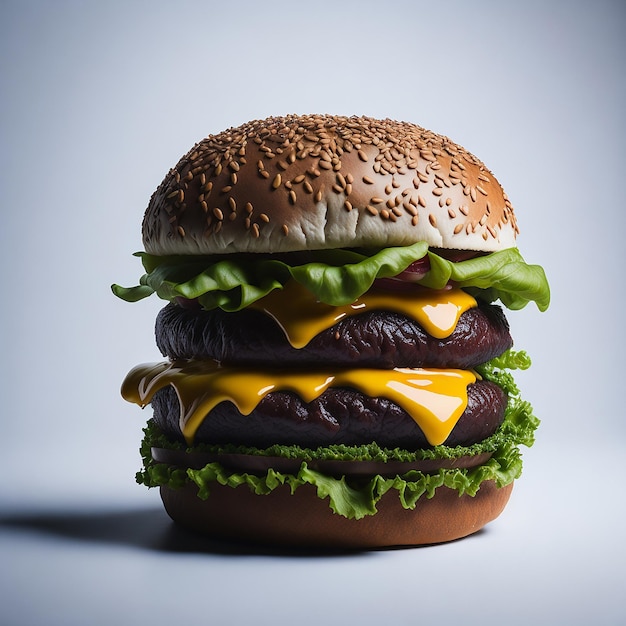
[155,300,512,369]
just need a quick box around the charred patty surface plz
[151,379,507,449]
[155,300,512,369]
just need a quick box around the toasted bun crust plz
[159,481,513,548]
[143,115,518,255]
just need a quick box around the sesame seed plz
[252,223,260,238]
[260,213,270,223]
[371,197,384,204]
[303,181,313,194]
[272,174,282,189]
[289,190,297,204]
[429,214,437,227]
[292,174,305,184]
[417,195,426,207]
[358,150,368,162]
[363,176,374,184]
[229,197,237,212]
[366,205,378,216]
[282,224,289,236]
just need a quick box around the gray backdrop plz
[1,1,624,624]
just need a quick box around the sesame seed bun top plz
[142,114,519,255]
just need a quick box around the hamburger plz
[113,114,550,548]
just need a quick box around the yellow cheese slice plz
[250,281,476,348]
[122,361,476,447]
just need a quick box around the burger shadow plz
[0,505,385,557]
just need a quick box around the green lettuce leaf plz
[112,243,550,312]
[136,350,539,520]
[423,248,550,311]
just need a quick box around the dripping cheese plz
[122,361,476,447]
[250,281,476,348]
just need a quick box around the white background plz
[1,1,624,624]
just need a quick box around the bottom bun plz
[159,480,513,549]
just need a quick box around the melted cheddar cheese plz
[250,281,476,347]
[122,361,476,447]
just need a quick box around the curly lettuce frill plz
[136,350,539,520]
[112,243,550,312]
